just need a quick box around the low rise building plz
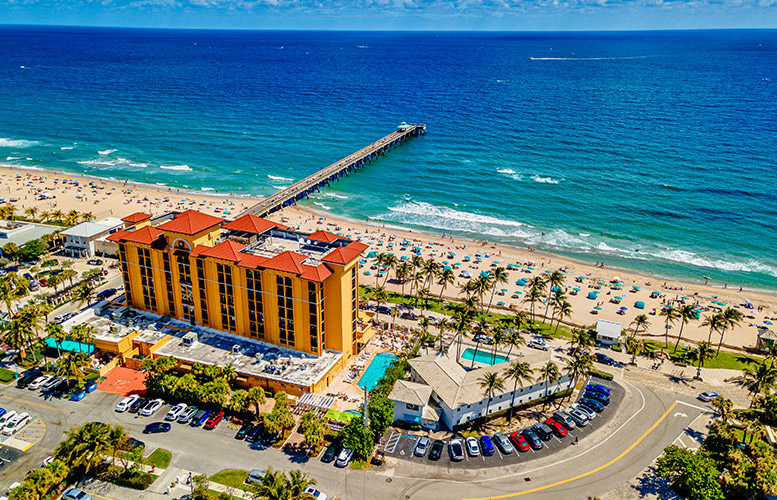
[595,319,623,346]
[61,217,123,258]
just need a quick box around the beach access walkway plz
[239,123,425,218]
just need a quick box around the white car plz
[28,374,53,390]
[527,340,549,351]
[165,403,187,421]
[0,411,18,427]
[465,436,480,457]
[115,395,139,413]
[40,376,64,392]
[42,456,54,467]
[572,402,596,420]
[3,412,31,435]
[304,487,327,500]
[140,398,164,417]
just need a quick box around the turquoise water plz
[1,28,776,290]
[358,352,397,391]
[44,337,95,354]
[462,348,509,366]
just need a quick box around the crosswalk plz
[0,419,46,451]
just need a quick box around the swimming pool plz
[357,352,398,391]
[461,348,508,365]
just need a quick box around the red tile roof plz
[121,212,152,223]
[322,241,369,265]
[236,253,269,269]
[222,214,287,234]
[190,240,246,263]
[262,251,307,275]
[300,264,333,282]
[307,230,342,243]
[112,226,165,245]
[106,229,131,242]
[157,210,223,235]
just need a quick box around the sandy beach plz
[3,164,775,353]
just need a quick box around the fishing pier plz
[240,123,426,218]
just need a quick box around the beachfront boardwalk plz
[239,123,426,218]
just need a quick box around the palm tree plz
[74,281,95,308]
[79,212,93,223]
[742,361,777,407]
[512,310,529,333]
[55,351,91,387]
[505,361,534,422]
[538,360,561,401]
[674,304,697,352]
[763,341,777,369]
[50,209,64,221]
[478,372,505,426]
[46,322,66,357]
[523,284,543,324]
[373,252,386,286]
[1,319,31,363]
[437,268,455,301]
[221,363,237,383]
[24,206,39,222]
[504,328,526,358]
[418,317,432,354]
[554,300,573,333]
[689,341,715,379]
[420,259,440,291]
[395,261,412,295]
[60,269,77,287]
[486,266,509,313]
[564,350,594,400]
[371,286,388,321]
[717,307,743,354]
[436,318,450,353]
[473,273,492,308]
[381,253,398,287]
[69,324,96,344]
[542,271,564,321]
[285,469,317,497]
[568,328,595,354]
[54,422,116,474]
[39,210,51,223]
[454,307,474,360]
[408,272,424,300]
[630,314,650,339]
[490,322,506,365]
[468,317,489,369]
[710,396,733,423]
[63,210,80,227]
[659,306,679,348]
[701,312,725,345]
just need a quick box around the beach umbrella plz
[573,287,581,291]
[365,271,371,276]
[454,262,461,267]
[635,301,645,309]
[620,306,627,310]
[587,292,598,300]
[367,251,377,258]
[443,266,452,271]
[597,281,605,286]
[612,276,621,282]
[400,256,408,260]
[552,286,560,292]
[577,276,586,280]
[545,270,552,274]
[497,301,505,306]
[594,306,603,311]
[480,271,490,277]
[514,290,523,295]
[681,296,690,301]
[528,266,534,270]
[718,303,727,307]
[501,288,508,292]
[443,261,449,265]
[632,285,641,290]
[765,321,774,325]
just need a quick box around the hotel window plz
[217,263,236,332]
[176,253,194,323]
[137,247,157,311]
[406,403,420,411]
[308,282,321,353]
[118,243,132,304]
[351,267,358,344]
[196,258,209,326]
[162,253,176,316]
[277,275,294,347]
[246,269,264,339]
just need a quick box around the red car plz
[508,431,531,452]
[203,411,224,430]
[544,418,568,438]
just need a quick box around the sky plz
[1,0,776,31]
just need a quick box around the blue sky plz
[2,0,776,30]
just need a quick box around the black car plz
[594,353,616,366]
[580,399,605,413]
[190,409,210,427]
[50,380,71,398]
[428,439,444,461]
[235,423,254,440]
[245,424,264,442]
[128,397,149,414]
[96,288,118,300]
[532,423,554,441]
[522,429,543,450]
[584,391,610,405]
[321,445,338,463]
[144,422,171,434]
[128,437,145,449]
[16,370,41,389]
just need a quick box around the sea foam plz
[98,148,117,155]
[268,174,294,182]
[0,138,39,148]
[160,165,192,172]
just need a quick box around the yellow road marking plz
[85,492,115,500]
[16,419,46,446]
[0,394,69,413]
[464,401,679,500]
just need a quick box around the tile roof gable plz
[157,210,224,235]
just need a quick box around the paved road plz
[0,374,712,500]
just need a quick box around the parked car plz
[566,408,589,427]
[572,403,596,420]
[376,306,392,315]
[553,410,576,430]
[584,390,610,405]
[544,418,568,438]
[594,353,616,365]
[0,411,17,427]
[204,411,224,430]
[580,398,605,413]
[245,469,267,485]
[448,438,465,462]
[235,423,254,440]
[303,487,327,500]
[165,403,188,421]
[60,488,92,500]
[54,312,77,324]
[128,437,145,450]
[3,412,31,435]
[493,432,514,454]
[177,405,198,423]
[698,391,719,402]
[70,389,87,401]
[16,370,41,389]
[140,398,164,417]
[527,339,549,351]
[84,380,98,393]
[86,259,103,266]
[479,435,495,456]
[190,409,210,427]
[321,445,338,463]
[428,440,444,461]
[41,376,65,393]
[522,429,543,450]
[128,397,149,414]
[0,408,5,420]
[532,423,554,442]
[143,422,172,434]
[245,423,263,442]
[400,312,419,321]
[508,431,530,452]
[473,334,493,345]
[586,383,611,396]
[414,436,430,457]
[28,374,53,390]
[96,288,117,300]
[335,448,354,468]
[116,395,139,413]
[465,437,480,457]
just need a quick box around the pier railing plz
[239,124,426,218]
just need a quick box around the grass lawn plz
[85,371,100,381]
[143,448,172,469]
[209,469,251,492]
[0,367,17,384]
[642,340,762,371]
[350,459,371,470]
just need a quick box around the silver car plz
[414,436,430,457]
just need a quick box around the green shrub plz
[0,368,16,384]
[99,467,156,490]
[590,369,614,381]
[610,345,622,352]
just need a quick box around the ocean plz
[0,26,775,290]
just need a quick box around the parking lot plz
[384,378,622,470]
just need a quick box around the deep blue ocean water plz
[1,27,776,289]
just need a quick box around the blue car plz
[190,409,210,427]
[85,380,98,393]
[0,408,5,418]
[586,383,611,396]
[479,435,495,456]
[584,390,610,405]
[70,389,87,401]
